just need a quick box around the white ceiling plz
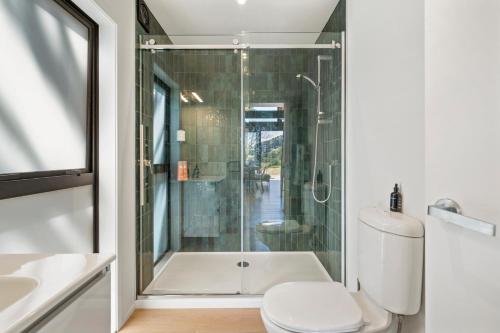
[144,0,340,44]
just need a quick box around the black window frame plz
[152,75,172,265]
[0,0,99,251]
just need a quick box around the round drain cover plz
[237,261,250,268]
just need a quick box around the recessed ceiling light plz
[191,92,204,103]
[180,93,188,103]
[236,0,247,5]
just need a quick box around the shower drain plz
[237,261,250,268]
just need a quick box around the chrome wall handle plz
[428,199,496,237]
[139,124,145,207]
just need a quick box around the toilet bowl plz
[261,282,391,333]
[260,207,424,333]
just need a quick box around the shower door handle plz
[139,125,154,207]
[139,124,145,207]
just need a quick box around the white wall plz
[425,0,500,332]
[85,0,137,329]
[0,187,94,253]
[0,0,130,329]
[0,0,97,254]
[0,0,131,330]
[346,0,425,332]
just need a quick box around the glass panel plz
[174,49,242,254]
[242,40,343,294]
[137,48,243,295]
[0,0,89,174]
[152,80,170,263]
[137,35,345,296]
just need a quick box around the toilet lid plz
[262,282,364,333]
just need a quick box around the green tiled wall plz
[314,1,346,281]
[245,47,343,281]
[169,49,242,252]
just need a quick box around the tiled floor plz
[144,251,331,295]
[120,309,266,333]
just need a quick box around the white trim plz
[340,31,347,286]
[136,295,262,309]
[70,0,119,331]
[123,303,136,324]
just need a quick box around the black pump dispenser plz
[192,164,200,179]
[390,183,402,212]
[316,170,323,183]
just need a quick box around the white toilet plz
[261,207,424,333]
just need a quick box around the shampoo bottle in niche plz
[390,183,402,212]
[178,161,188,181]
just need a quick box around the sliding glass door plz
[137,33,345,295]
[241,42,344,294]
[137,46,243,294]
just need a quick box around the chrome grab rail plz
[427,199,496,237]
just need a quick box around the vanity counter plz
[0,253,115,333]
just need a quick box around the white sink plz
[0,277,38,311]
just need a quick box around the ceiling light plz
[236,0,247,5]
[191,92,204,103]
[180,93,188,103]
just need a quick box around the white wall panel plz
[84,0,136,328]
[0,186,94,253]
[346,0,425,331]
[425,0,500,332]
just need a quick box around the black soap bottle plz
[390,183,402,212]
[316,170,323,184]
[193,164,200,179]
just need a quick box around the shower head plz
[296,74,318,90]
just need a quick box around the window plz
[0,0,98,200]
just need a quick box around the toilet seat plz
[262,282,365,333]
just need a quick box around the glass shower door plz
[137,45,176,293]
[241,36,345,295]
[137,45,244,294]
[137,33,345,296]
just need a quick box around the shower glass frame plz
[136,33,346,296]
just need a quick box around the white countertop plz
[0,253,115,333]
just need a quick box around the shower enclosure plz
[136,32,345,296]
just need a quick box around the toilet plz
[261,207,424,333]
